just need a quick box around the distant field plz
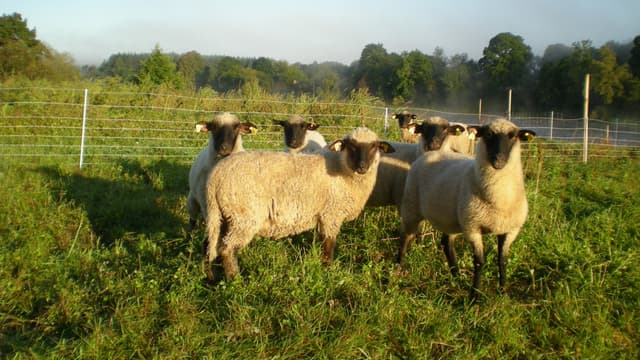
[1,145,638,358]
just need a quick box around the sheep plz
[274,115,327,153]
[407,116,476,155]
[365,117,471,211]
[204,127,395,280]
[365,141,420,210]
[392,111,420,143]
[186,112,257,233]
[397,118,535,299]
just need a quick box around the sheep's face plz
[411,122,465,152]
[275,119,319,150]
[329,138,395,175]
[198,120,257,157]
[473,123,536,169]
[392,112,417,129]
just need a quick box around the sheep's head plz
[392,111,417,129]
[409,116,466,152]
[273,115,320,151]
[470,119,535,170]
[196,112,257,157]
[327,127,395,174]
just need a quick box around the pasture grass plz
[1,152,639,359]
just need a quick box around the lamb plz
[186,112,257,233]
[274,115,327,153]
[397,118,535,299]
[204,127,395,280]
[392,111,420,143]
[407,116,476,155]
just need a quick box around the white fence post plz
[507,88,512,121]
[549,111,554,140]
[79,88,88,168]
[583,74,590,164]
[384,107,388,139]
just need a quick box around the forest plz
[2,12,640,118]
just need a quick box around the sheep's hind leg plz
[397,219,419,265]
[441,233,459,276]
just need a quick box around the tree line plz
[2,12,640,119]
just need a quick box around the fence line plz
[1,87,639,167]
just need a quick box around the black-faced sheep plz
[204,127,395,280]
[392,111,420,143]
[274,115,327,153]
[397,118,535,299]
[407,116,476,155]
[186,112,257,233]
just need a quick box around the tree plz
[394,50,434,104]
[177,51,204,90]
[98,53,145,81]
[136,44,182,87]
[0,12,79,81]
[592,46,632,105]
[352,44,398,101]
[541,43,573,64]
[213,56,259,92]
[629,35,640,78]
[479,32,533,92]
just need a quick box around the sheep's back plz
[411,153,474,234]
[207,151,376,239]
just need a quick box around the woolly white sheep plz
[274,115,327,153]
[397,118,535,299]
[204,127,395,280]
[186,112,257,233]
[365,141,420,210]
[392,111,420,143]
[407,116,476,155]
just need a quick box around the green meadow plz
[1,84,639,358]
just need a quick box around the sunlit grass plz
[1,151,639,358]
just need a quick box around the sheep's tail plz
[204,196,222,281]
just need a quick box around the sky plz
[5,0,640,66]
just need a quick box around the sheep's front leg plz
[321,235,337,266]
[466,232,485,300]
[497,232,518,289]
[441,233,459,276]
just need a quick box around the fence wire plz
[1,87,639,166]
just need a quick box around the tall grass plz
[1,145,638,358]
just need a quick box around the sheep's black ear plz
[411,114,417,120]
[518,129,536,141]
[447,124,466,136]
[406,123,420,135]
[273,120,287,127]
[240,122,258,135]
[306,123,320,131]
[195,121,210,133]
[391,113,398,119]
[328,139,345,152]
[378,141,395,154]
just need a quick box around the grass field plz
[1,144,639,358]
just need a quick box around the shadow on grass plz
[38,159,190,247]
